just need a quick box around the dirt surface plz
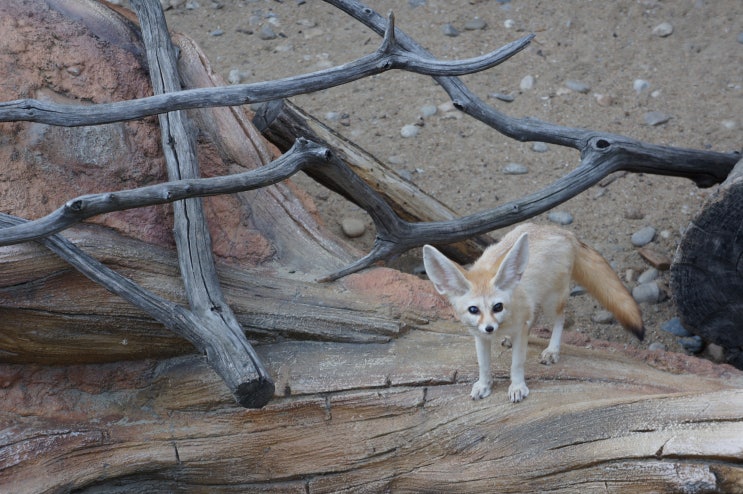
[157,1,742,358]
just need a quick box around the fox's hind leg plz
[539,292,567,365]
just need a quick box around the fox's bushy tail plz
[572,241,645,340]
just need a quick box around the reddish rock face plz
[0,0,299,265]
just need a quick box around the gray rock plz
[408,0,426,6]
[548,211,574,225]
[644,111,671,126]
[420,104,438,118]
[652,22,674,37]
[632,282,660,304]
[341,217,366,238]
[648,342,668,352]
[738,32,743,44]
[531,142,549,153]
[442,23,459,37]
[258,25,277,40]
[679,335,703,354]
[637,268,659,284]
[210,28,225,37]
[660,317,691,337]
[464,18,487,30]
[503,163,528,175]
[591,310,614,324]
[565,79,591,93]
[489,92,514,102]
[631,226,656,246]
[520,75,535,91]
[400,124,420,138]
[633,79,650,93]
[570,285,587,296]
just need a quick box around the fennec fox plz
[422,223,644,403]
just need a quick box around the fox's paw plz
[470,380,492,400]
[508,382,529,403]
[539,347,560,365]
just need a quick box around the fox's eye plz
[467,306,480,315]
[492,302,504,313]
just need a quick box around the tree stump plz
[671,158,743,368]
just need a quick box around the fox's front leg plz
[508,327,530,403]
[470,335,492,400]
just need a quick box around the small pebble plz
[648,342,667,352]
[594,93,614,107]
[643,111,671,126]
[489,92,514,102]
[420,104,437,118]
[679,335,703,354]
[721,119,737,130]
[591,310,614,324]
[632,282,660,304]
[548,211,574,225]
[503,163,529,175]
[400,124,420,138]
[408,0,427,6]
[464,18,487,30]
[738,32,743,44]
[633,79,650,93]
[520,75,535,91]
[631,226,656,247]
[442,23,459,37]
[325,111,341,121]
[341,217,366,238]
[531,142,549,153]
[504,19,516,29]
[652,22,674,37]
[210,28,225,37]
[637,268,659,284]
[565,80,591,94]
[571,285,587,296]
[258,25,277,40]
[227,69,243,84]
[661,317,691,337]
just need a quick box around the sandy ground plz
[158,1,743,358]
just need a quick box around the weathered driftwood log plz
[253,98,494,264]
[2,328,743,492]
[672,158,743,369]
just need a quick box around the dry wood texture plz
[3,328,743,492]
[1,1,743,492]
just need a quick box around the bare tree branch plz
[0,14,533,127]
[131,0,275,408]
[310,0,741,280]
[0,139,330,245]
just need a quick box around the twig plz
[0,14,533,127]
[0,139,331,246]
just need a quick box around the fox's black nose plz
[484,325,494,333]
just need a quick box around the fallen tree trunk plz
[3,328,743,492]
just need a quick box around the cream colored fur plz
[423,223,644,403]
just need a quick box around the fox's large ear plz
[422,245,471,297]
[493,232,529,291]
